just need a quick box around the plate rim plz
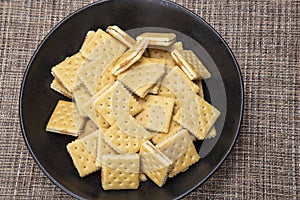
[19,0,244,199]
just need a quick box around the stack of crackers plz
[46,25,220,190]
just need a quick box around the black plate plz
[19,0,243,199]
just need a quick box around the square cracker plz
[156,129,192,162]
[151,120,181,145]
[106,25,136,48]
[136,32,176,46]
[173,96,220,140]
[81,29,126,61]
[50,78,72,99]
[171,49,211,80]
[82,95,110,131]
[95,130,118,168]
[156,86,181,114]
[94,61,117,94]
[101,154,140,190]
[157,85,176,98]
[148,41,183,52]
[95,81,152,139]
[117,58,166,98]
[160,66,218,139]
[168,142,200,178]
[136,95,175,133]
[140,141,172,187]
[171,65,201,93]
[125,57,174,95]
[111,38,149,75]
[148,49,172,59]
[193,80,218,140]
[80,29,109,57]
[51,52,86,93]
[66,130,101,177]
[146,58,176,94]
[79,30,96,52]
[93,81,143,126]
[77,37,126,95]
[102,124,147,154]
[46,100,85,136]
[159,66,200,96]
[146,57,176,71]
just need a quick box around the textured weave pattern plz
[0,0,299,199]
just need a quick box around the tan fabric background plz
[0,0,299,199]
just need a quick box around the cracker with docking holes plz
[158,66,200,113]
[140,141,172,187]
[116,57,173,95]
[156,86,181,114]
[101,154,140,190]
[158,66,200,115]
[151,120,181,145]
[81,29,125,61]
[171,49,211,80]
[168,142,200,178]
[51,52,87,93]
[170,65,201,93]
[66,130,100,177]
[106,25,136,48]
[77,38,126,94]
[94,62,117,94]
[102,123,148,154]
[117,59,166,98]
[95,130,118,168]
[111,38,149,75]
[194,80,217,139]
[50,78,72,99]
[136,32,176,46]
[136,95,175,133]
[173,96,220,140]
[196,84,217,140]
[93,81,143,126]
[146,58,176,71]
[46,100,85,136]
[79,30,96,52]
[151,56,176,65]
[148,49,172,59]
[82,95,110,131]
[145,58,176,94]
[110,82,153,139]
[161,66,220,139]
[156,129,193,162]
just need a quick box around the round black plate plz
[20,0,243,199]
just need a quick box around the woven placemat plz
[0,0,299,199]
